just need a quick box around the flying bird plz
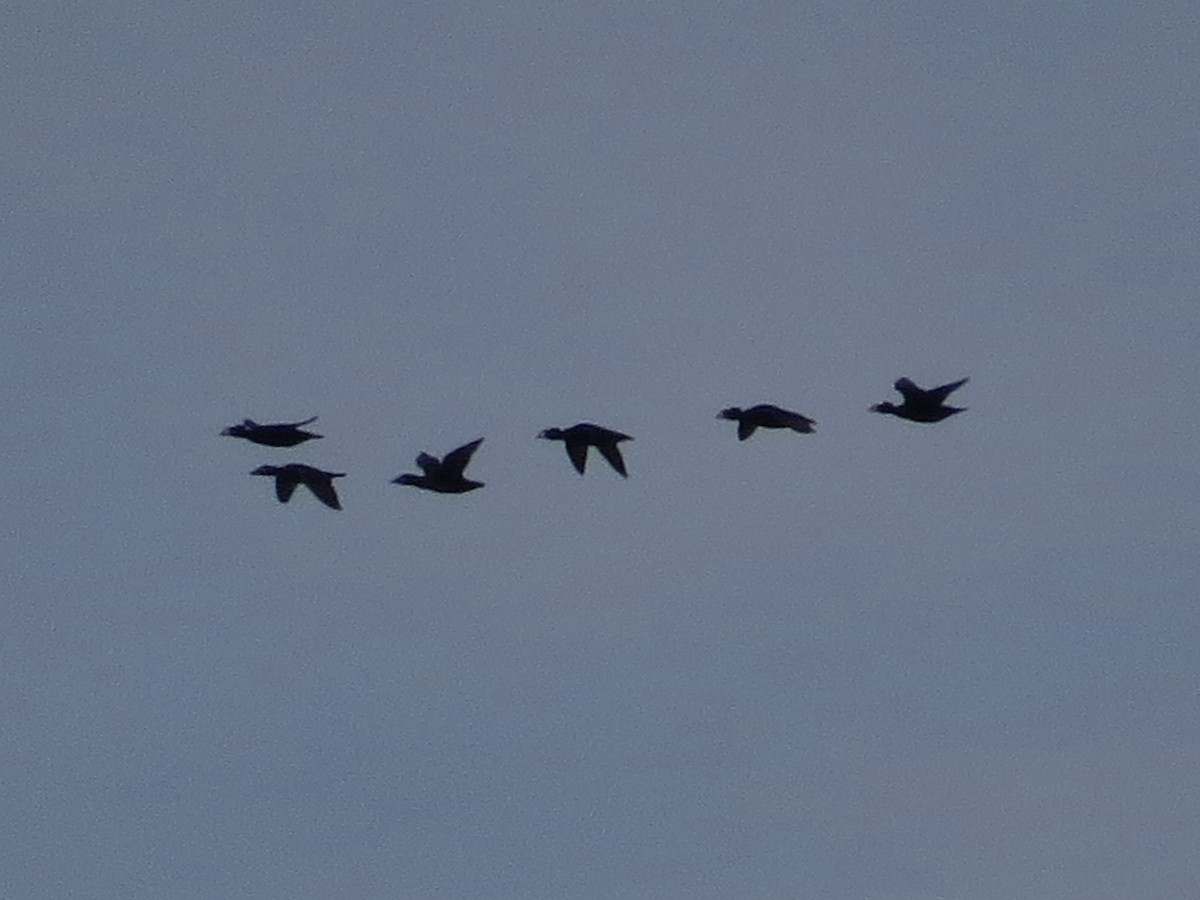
[870,377,969,423]
[717,404,816,441]
[221,415,323,447]
[538,423,633,477]
[251,463,345,509]
[391,438,485,494]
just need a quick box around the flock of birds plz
[221,376,970,511]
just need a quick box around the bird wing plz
[442,438,483,478]
[287,416,318,427]
[596,442,628,477]
[780,409,816,433]
[306,478,342,510]
[416,452,440,475]
[737,420,757,441]
[565,440,589,475]
[927,377,969,403]
[275,476,299,504]
[893,378,924,402]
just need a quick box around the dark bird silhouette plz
[251,463,345,509]
[871,377,969,423]
[391,438,485,494]
[538,423,633,477]
[717,404,816,441]
[221,416,323,448]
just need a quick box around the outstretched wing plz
[306,479,342,510]
[275,476,299,504]
[286,415,319,427]
[565,440,588,475]
[893,378,924,402]
[415,452,440,475]
[442,438,483,478]
[596,442,628,477]
[927,377,969,403]
[737,420,757,441]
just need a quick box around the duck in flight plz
[251,463,345,509]
[870,377,969,423]
[391,438,485,494]
[717,404,816,441]
[538,423,632,477]
[221,415,323,448]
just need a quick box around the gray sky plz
[4,2,1199,897]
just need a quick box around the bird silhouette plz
[391,438,485,494]
[538,423,632,477]
[251,463,345,509]
[221,416,323,447]
[870,377,968,423]
[717,404,816,441]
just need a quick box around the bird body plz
[871,377,968,423]
[251,463,345,509]
[222,416,323,447]
[538,423,632,477]
[391,438,485,493]
[718,404,816,441]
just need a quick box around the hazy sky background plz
[4,2,1199,897]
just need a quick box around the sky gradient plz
[4,2,1199,897]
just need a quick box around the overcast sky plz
[3,2,1199,898]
